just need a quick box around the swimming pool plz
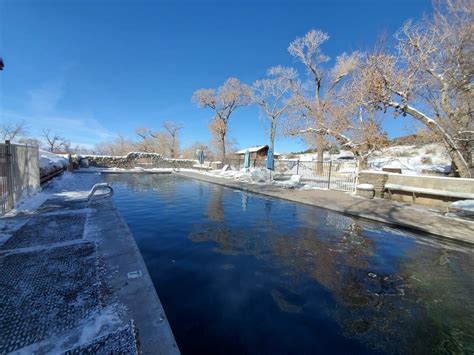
[104,173,474,354]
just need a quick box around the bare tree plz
[287,48,370,164]
[360,0,473,177]
[193,78,252,161]
[94,134,135,156]
[42,129,69,152]
[160,121,183,158]
[297,109,388,169]
[0,120,27,141]
[181,141,215,160]
[253,66,297,152]
[135,127,171,155]
[18,137,42,147]
[325,57,389,168]
[288,30,331,168]
[135,128,157,153]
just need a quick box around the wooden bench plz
[384,183,474,204]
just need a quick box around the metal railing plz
[277,160,358,192]
[223,158,358,192]
[0,141,40,215]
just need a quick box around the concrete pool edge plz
[89,198,180,354]
[175,171,474,245]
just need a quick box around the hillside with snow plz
[288,143,451,176]
[368,143,451,175]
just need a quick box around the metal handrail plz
[87,183,114,203]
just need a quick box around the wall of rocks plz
[358,171,389,198]
[79,152,197,169]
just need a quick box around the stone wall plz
[358,171,388,198]
[79,152,197,169]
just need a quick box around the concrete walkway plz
[0,182,179,353]
[177,171,474,245]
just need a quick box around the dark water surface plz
[104,174,474,354]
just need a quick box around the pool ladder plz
[87,183,114,203]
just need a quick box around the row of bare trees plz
[94,120,184,157]
[193,0,473,177]
[2,119,197,158]
[0,121,74,152]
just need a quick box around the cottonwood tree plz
[288,30,331,168]
[323,56,389,169]
[252,66,297,152]
[0,120,27,141]
[161,120,183,158]
[360,0,473,177]
[298,108,388,169]
[193,78,252,162]
[287,46,376,166]
[18,137,42,147]
[134,128,163,153]
[42,129,69,152]
[181,141,215,160]
[95,135,135,156]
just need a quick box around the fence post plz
[296,160,300,175]
[5,140,14,211]
[327,160,332,189]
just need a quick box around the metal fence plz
[0,141,40,215]
[277,160,358,192]
[224,158,358,192]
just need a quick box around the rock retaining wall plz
[79,152,197,169]
[358,171,388,198]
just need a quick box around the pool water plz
[104,174,474,354]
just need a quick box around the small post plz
[327,160,332,189]
[296,160,300,175]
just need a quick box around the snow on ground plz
[204,167,308,189]
[287,144,451,175]
[0,172,101,242]
[368,143,451,175]
[450,200,474,212]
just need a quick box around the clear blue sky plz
[1,0,432,152]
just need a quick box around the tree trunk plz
[358,155,368,170]
[389,101,472,178]
[170,136,175,158]
[314,80,324,173]
[269,120,276,153]
[221,134,226,163]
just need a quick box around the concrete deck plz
[0,192,179,354]
[176,171,474,245]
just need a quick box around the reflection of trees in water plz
[393,246,474,353]
[104,173,178,200]
[207,186,224,221]
[187,186,474,353]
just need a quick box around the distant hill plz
[389,134,436,146]
[290,134,436,155]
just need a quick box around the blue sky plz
[1,0,432,152]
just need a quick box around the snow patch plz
[449,200,474,211]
